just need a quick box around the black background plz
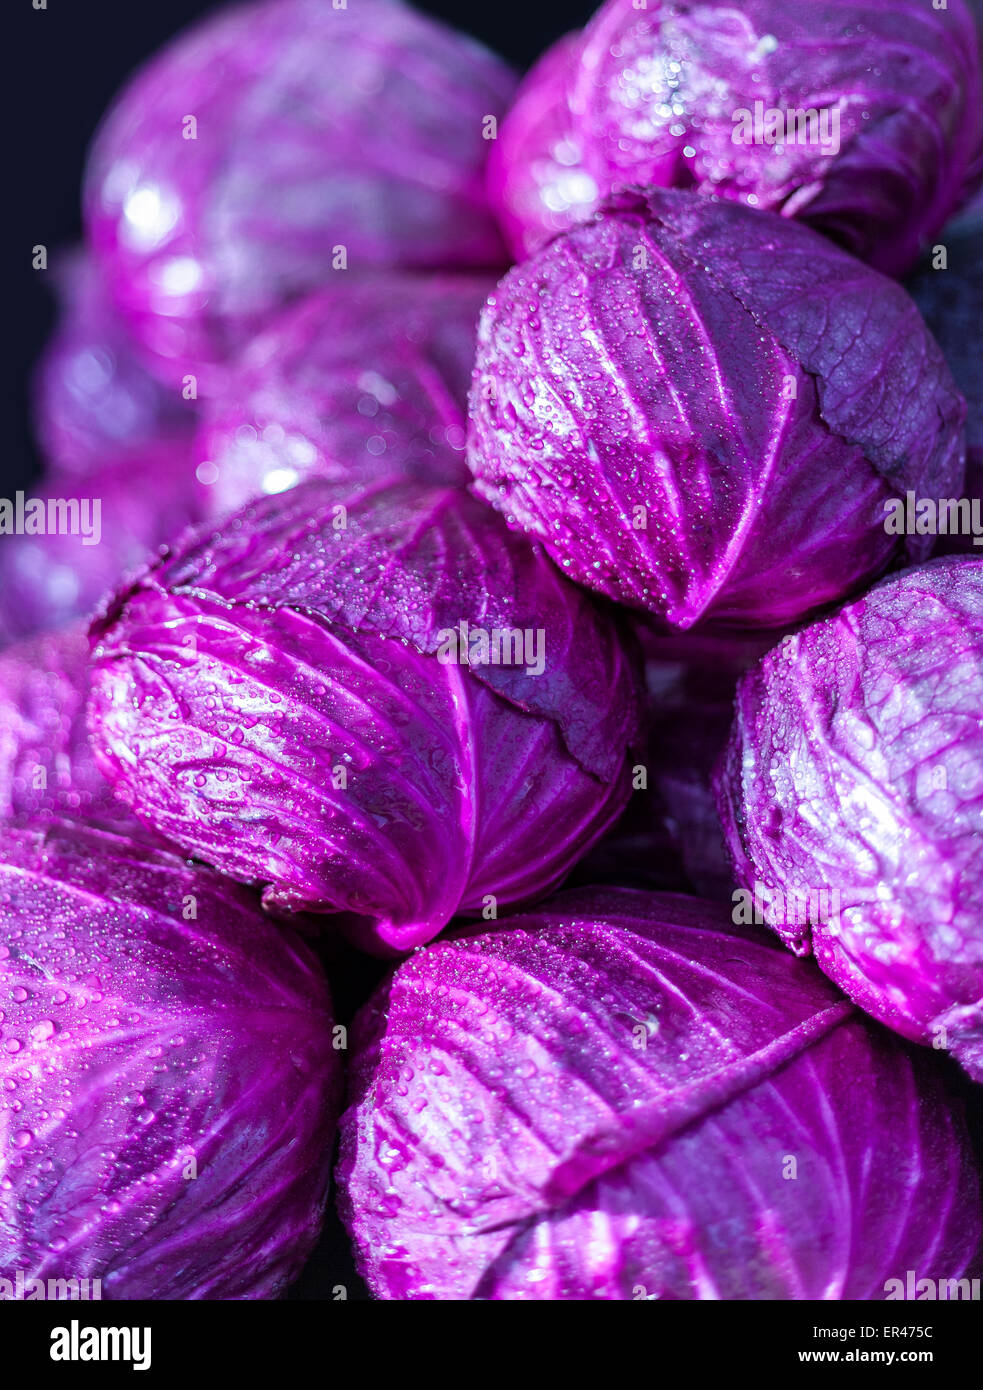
[7,0,591,494]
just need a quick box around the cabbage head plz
[194,273,493,518]
[338,887,981,1299]
[87,477,643,953]
[469,190,966,630]
[492,0,983,276]
[83,0,516,388]
[0,821,340,1299]
[715,556,983,1082]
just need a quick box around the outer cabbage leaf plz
[338,887,981,1299]
[83,0,516,389]
[0,624,133,827]
[715,555,983,1082]
[32,249,196,477]
[87,477,643,952]
[468,191,966,629]
[531,0,983,277]
[486,34,599,260]
[194,274,492,517]
[0,821,340,1299]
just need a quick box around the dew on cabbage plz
[338,887,981,1299]
[193,273,493,518]
[83,0,517,388]
[494,0,983,277]
[0,820,341,1299]
[86,475,644,953]
[715,555,983,1082]
[468,189,966,630]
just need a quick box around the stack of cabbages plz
[3,0,983,1302]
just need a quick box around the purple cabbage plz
[86,476,643,953]
[496,0,983,276]
[715,555,983,1083]
[33,250,196,477]
[194,273,492,518]
[0,820,340,1299]
[83,0,516,389]
[0,624,132,828]
[468,190,966,629]
[338,887,981,1299]
[0,445,201,642]
[486,34,597,261]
